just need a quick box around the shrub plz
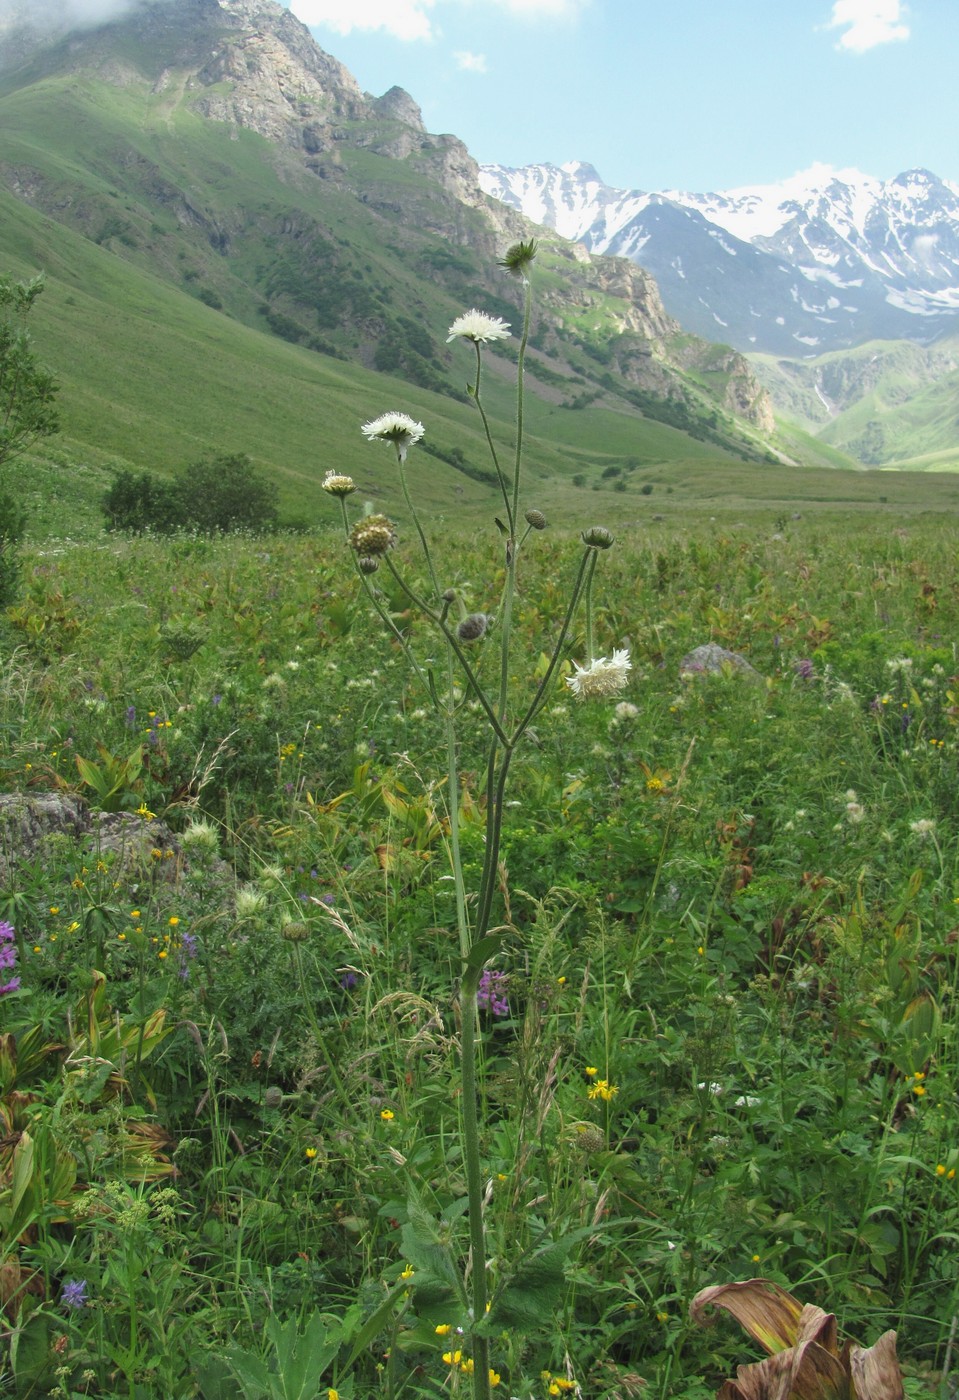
[102,455,279,536]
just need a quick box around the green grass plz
[1,509,957,1398]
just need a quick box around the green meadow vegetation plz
[0,265,958,1400]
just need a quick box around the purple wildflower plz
[320,893,335,907]
[125,704,137,728]
[61,1279,88,1310]
[0,922,18,995]
[794,658,815,680]
[477,969,509,1018]
[339,970,358,990]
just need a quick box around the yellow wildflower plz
[587,1079,619,1102]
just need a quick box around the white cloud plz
[454,49,487,71]
[289,0,437,41]
[826,0,910,53]
[288,0,587,41]
[488,0,585,13]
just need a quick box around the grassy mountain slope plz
[2,0,906,524]
[751,337,959,471]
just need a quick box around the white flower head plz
[565,649,632,700]
[361,412,425,461]
[447,309,511,345]
[322,471,356,496]
[910,818,936,838]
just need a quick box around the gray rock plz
[679,643,762,681]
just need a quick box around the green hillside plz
[752,337,959,471]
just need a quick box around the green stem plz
[460,961,491,1398]
[511,548,596,745]
[472,342,513,533]
[511,275,532,531]
[382,556,511,747]
[584,558,595,662]
[398,453,440,597]
[338,498,435,701]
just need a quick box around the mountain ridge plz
[0,0,789,497]
[480,160,959,356]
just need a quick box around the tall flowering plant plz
[326,241,629,1398]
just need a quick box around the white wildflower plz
[447,309,512,344]
[566,649,632,700]
[614,701,639,720]
[321,471,356,496]
[845,802,865,824]
[910,818,936,838]
[360,412,425,459]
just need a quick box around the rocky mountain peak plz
[373,86,424,130]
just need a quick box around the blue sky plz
[281,0,958,192]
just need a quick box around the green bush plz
[102,454,279,535]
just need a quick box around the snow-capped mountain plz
[479,161,959,356]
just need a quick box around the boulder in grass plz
[679,643,762,682]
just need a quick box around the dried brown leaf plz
[848,1331,904,1400]
[690,1278,805,1355]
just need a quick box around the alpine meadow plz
[1,2,958,1399]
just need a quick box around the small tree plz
[173,452,279,535]
[0,275,59,605]
[0,274,59,472]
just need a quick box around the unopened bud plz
[442,588,457,603]
[281,921,310,943]
[457,613,489,643]
[264,1085,284,1109]
[358,556,380,575]
[525,509,547,530]
[581,526,614,549]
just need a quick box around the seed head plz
[525,509,547,530]
[350,514,397,557]
[281,921,310,943]
[457,613,489,643]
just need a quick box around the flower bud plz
[499,239,537,279]
[575,1123,606,1154]
[525,509,547,530]
[581,526,614,549]
[358,556,380,575]
[322,472,356,497]
[457,613,489,643]
[442,588,457,603]
[281,921,310,943]
[264,1085,284,1109]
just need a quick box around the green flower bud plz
[581,526,614,549]
[499,239,537,279]
[525,509,548,530]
